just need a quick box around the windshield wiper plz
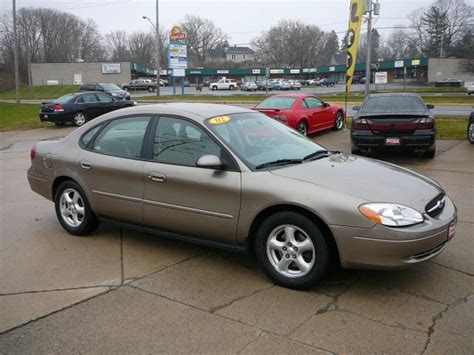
[303,150,340,161]
[255,159,303,170]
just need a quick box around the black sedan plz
[39,92,135,126]
[351,93,436,159]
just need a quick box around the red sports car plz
[253,93,345,135]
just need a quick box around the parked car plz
[80,83,130,100]
[256,80,273,91]
[122,79,156,92]
[305,79,317,86]
[39,92,135,126]
[352,75,366,84]
[271,79,291,90]
[468,112,474,144]
[253,93,344,135]
[316,78,336,87]
[351,93,436,158]
[240,81,258,91]
[28,103,457,290]
[288,80,302,90]
[435,78,464,87]
[467,82,474,95]
[210,78,238,91]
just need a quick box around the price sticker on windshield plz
[208,116,231,125]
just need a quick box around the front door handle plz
[80,160,93,170]
[147,172,166,183]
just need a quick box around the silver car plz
[27,103,457,289]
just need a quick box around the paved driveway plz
[1,126,473,354]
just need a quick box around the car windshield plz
[205,112,325,170]
[255,96,297,109]
[101,83,121,91]
[55,94,75,103]
[360,96,427,114]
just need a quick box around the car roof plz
[107,103,254,123]
[367,93,421,99]
[272,93,313,98]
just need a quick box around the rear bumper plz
[330,196,457,269]
[27,167,53,200]
[39,112,74,123]
[352,129,435,148]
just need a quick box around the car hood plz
[271,153,443,211]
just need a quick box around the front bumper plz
[352,129,435,148]
[330,196,457,269]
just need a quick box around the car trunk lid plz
[356,114,433,134]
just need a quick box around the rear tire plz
[297,121,308,136]
[230,85,234,91]
[148,86,154,92]
[54,181,99,236]
[73,112,86,126]
[212,86,217,91]
[255,212,330,290]
[421,145,436,159]
[468,121,474,144]
[333,111,344,131]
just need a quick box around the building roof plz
[225,46,255,55]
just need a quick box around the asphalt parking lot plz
[0,125,473,353]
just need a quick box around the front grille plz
[425,193,445,218]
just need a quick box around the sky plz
[2,0,436,44]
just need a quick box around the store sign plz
[290,69,300,74]
[101,63,121,74]
[169,25,188,75]
[216,69,229,74]
[252,69,261,74]
[170,26,187,44]
[270,69,284,74]
[173,68,185,77]
[73,74,82,85]
[329,66,335,72]
[374,71,388,84]
[394,60,404,68]
[412,59,420,66]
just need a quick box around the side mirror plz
[323,102,330,107]
[196,154,223,169]
[426,104,435,110]
[352,106,361,111]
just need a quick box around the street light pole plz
[12,0,20,103]
[155,0,160,96]
[364,3,373,98]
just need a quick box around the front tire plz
[255,212,330,290]
[73,112,86,126]
[212,86,217,91]
[54,181,99,236]
[468,121,474,144]
[148,86,154,92]
[229,85,234,91]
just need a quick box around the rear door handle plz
[80,160,93,170]
[147,172,166,183]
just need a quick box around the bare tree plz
[128,31,156,68]
[252,20,327,67]
[106,30,130,62]
[179,15,228,65]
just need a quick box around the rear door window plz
[96,93,113,103]
[92,116,151,159]
[82,93,99,103]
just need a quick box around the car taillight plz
[30,144,36,160]
[274,114,288,124]
[417,117,434,129]
[54,103,64,112]
[352,118,370,130]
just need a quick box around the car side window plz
[82,93,98,103]
[95,85,103,91]
[81,124,103,147]
[152,116,222,167]
[304,97,323,108]
[92,116,151,159]
[96,93,113,103]
[75,96,84,104]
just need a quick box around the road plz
[0,125,473,353]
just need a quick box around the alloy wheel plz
[266,224,315,278]
[59,188,85,228]
[297,122,308,136]
[469,123,474,143]
[336,112,344,130]
[74,113,86,126]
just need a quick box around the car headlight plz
[111,93,118,96]
[358,203,424,227]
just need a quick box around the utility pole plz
[155,0,160,96]
[12,0,20,103]
[364,0,380,98]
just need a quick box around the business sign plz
[394,60,404,68]
[374,71,388,84]
[169,25,188,74]
[329,66,336,72]
[216,69,229,74]
[252,69,261,74]
[345,0,365,93]
[270,69,284,74]
[170,25,187,44]
[290,69,300,74]
[101,63,121,74]
[173,68,185,77]
[412,59,420,66]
